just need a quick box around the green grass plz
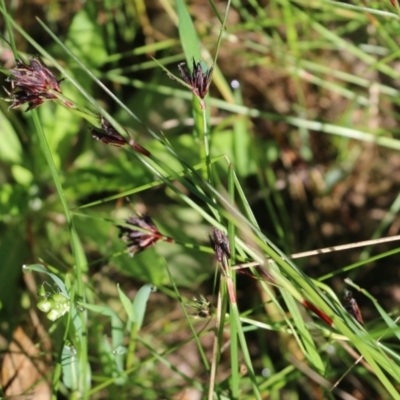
[2,0,400,399]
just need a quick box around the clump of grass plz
[2,1,400,399]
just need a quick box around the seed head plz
[343,290,363,325]
[90,116,151,156]
[210,227,231,266]
[117,214,173,256]
[178,59,213,109]
[90,116,127,147]
[5,57,64,111]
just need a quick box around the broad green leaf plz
[117,247,167,286]
[66,9,107,68]
[113,346,127,355]
[111,313,124,349]
[131,284,154,330]
[40,101,81,167]
[61,345,79,390]
[11,165,33,186]
[176,0,201,64]
[111,313,126,385]
[78,302,119,318]
[117,284,135,322]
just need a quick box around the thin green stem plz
[32,111,89,398]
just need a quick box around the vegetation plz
[1,0,400,399]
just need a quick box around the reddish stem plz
[129,139,151,157]
[225,277,237,304]
[302,299,333,326]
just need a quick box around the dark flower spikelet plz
[90,116,151,156]
[178,59,213,109]
[118,214,173,256]
[343,290,364,325]
[90,116,127,147]
[210,227,231,267]
[5,57,66,111]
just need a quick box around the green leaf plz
[78,302,119,318]
[61,345,79,390]
[132,284,154,330]
[23,263,69,298]
[117,284,135,322]
[116,247,167,286]
[176,0,201,64]
[11,165,33,186]
[113,346,127,355]
[39,101,81,167]
[111,313,125,351]
[111,313,127,385]
[66,8,107,68]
